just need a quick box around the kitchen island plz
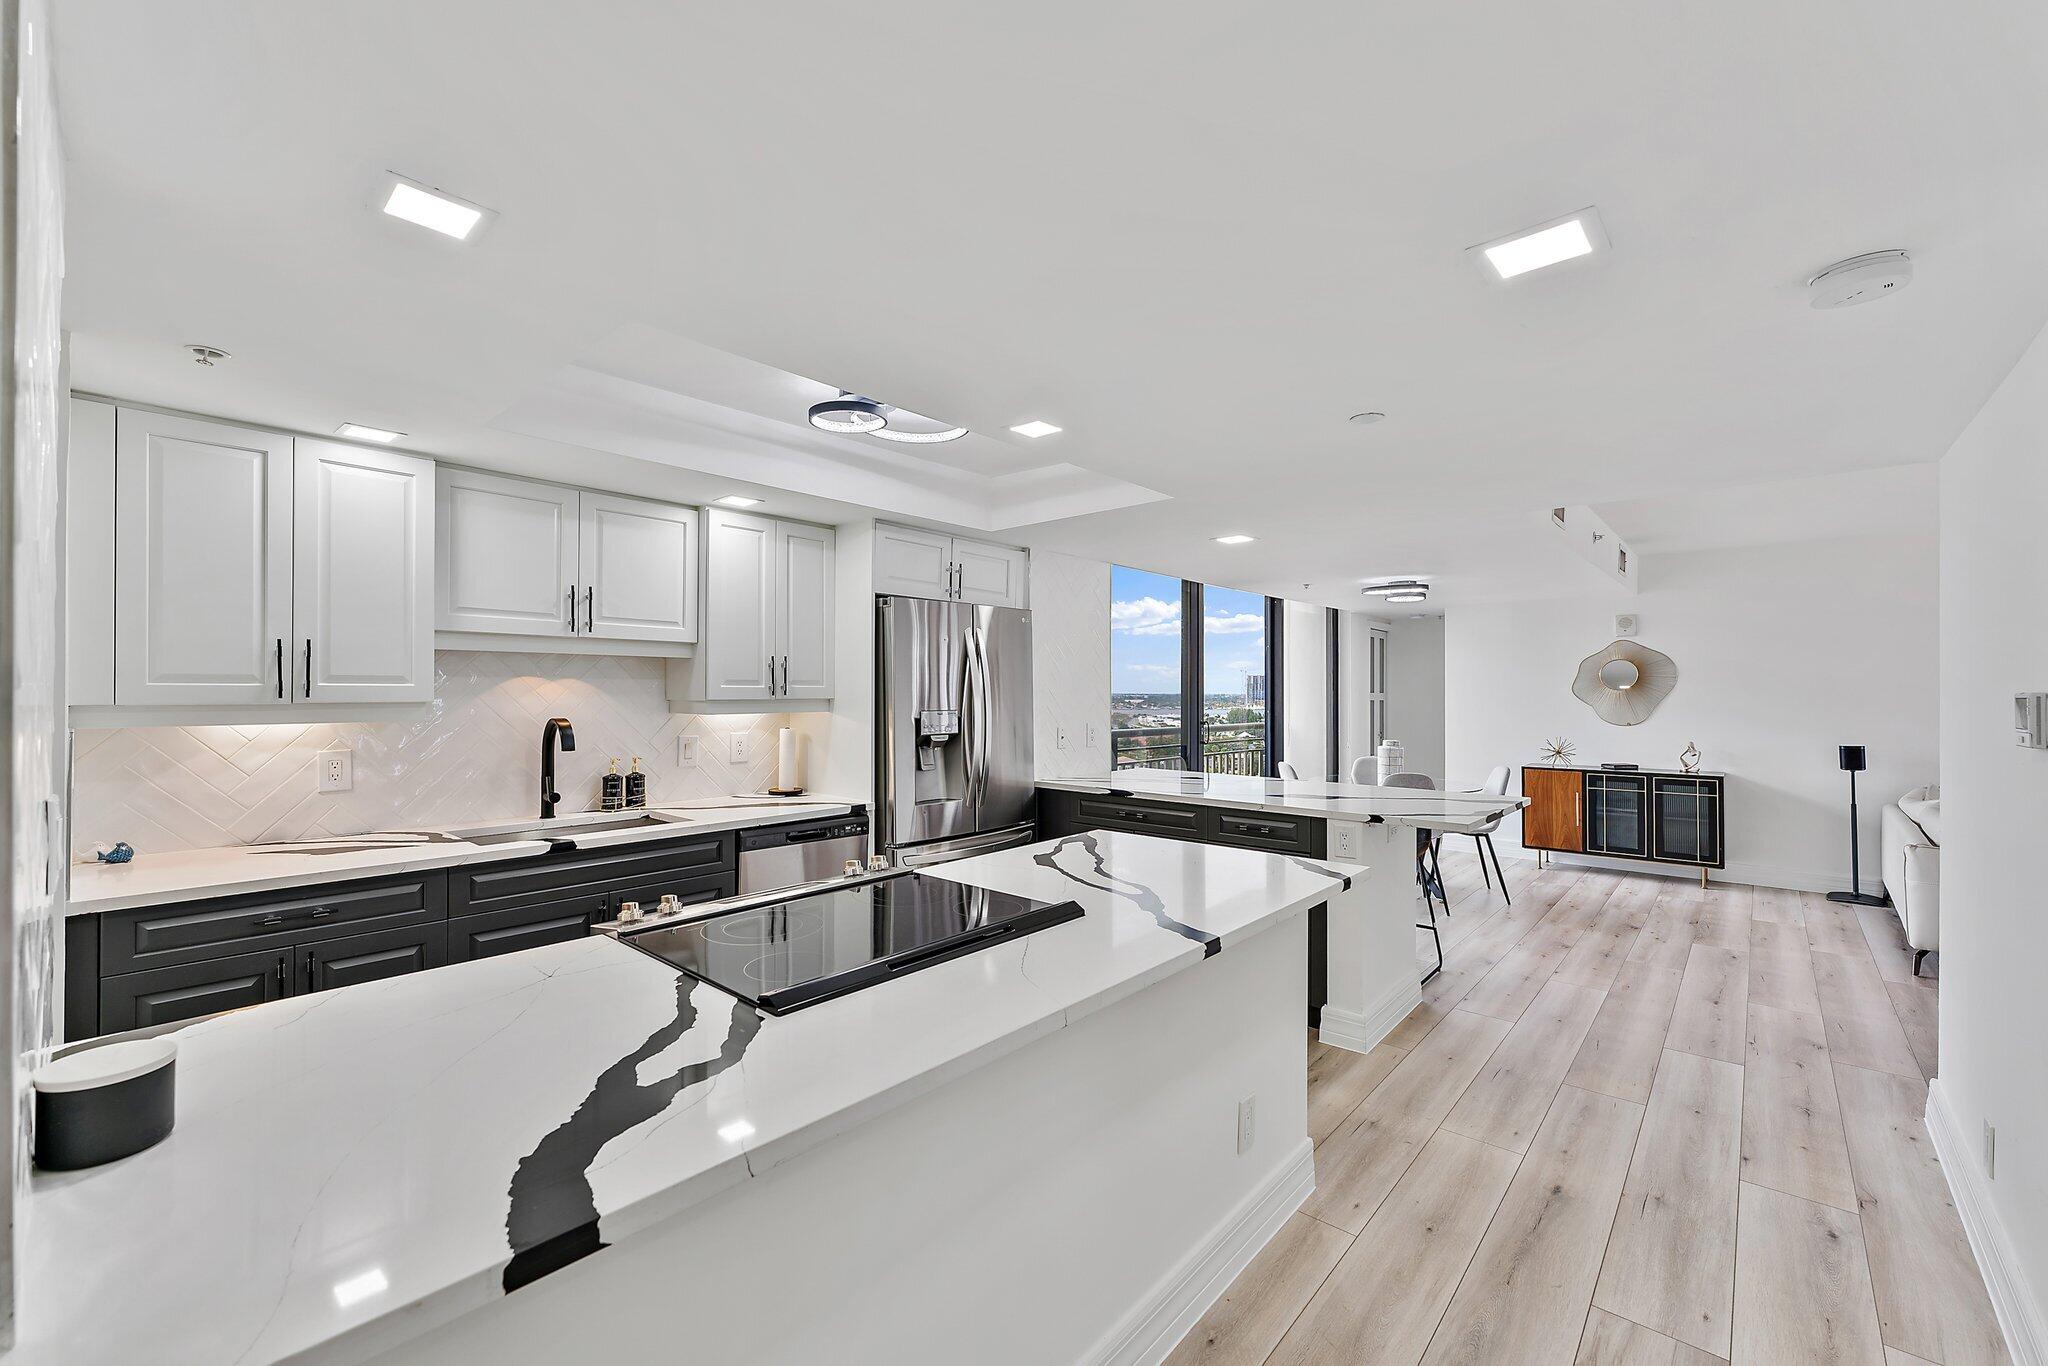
[1040,771,1528,1055]
[16,831,1361,1365]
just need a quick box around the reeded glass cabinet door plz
[1584,774,1649,856]
[1652,777,1720,865]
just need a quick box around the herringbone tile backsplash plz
[71,652,808,858]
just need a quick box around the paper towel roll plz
[776,727,799,792]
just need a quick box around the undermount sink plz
[461,813,682,845]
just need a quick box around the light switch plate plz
[729,733,756,764]
[678,736,699,765]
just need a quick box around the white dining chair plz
[1348,756,1374,784]
[1275,760,1300,781]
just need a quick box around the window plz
[1110,567,1283,775]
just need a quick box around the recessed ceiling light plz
[336,423,404,443]
[1349,411,1386,425]
[1472,207,1607,281]
[380,175,491,241]
[716,495,761,508]
[1214,534,1255,545]
[1010,420,1062,438]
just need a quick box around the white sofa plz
[1881,783,1940,975]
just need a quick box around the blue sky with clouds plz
[1110,565,1266,696]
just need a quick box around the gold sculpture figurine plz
[1680,741,1701,774]
[1540,737,1577,767]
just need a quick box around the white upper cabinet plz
[578,492,697,643]
[774,519,836,699]
[115,410,295,706]
[873,523,1028,608]
[294,440,435,702]
[873,523,955,599]
[435,469,698,648]
[435,468,579,637]
[951,536,1030,608]
[67,398,117,707]
[696,507,777,700]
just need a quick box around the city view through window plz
[1109,566,1271,775]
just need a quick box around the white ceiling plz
[52,1,2048,607]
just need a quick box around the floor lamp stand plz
[1826,768,1889,907]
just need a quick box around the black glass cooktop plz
[620,872,1083,1014]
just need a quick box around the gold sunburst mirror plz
[1572,639,1678,726]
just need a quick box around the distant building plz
[1245,673,1265,703]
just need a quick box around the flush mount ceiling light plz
[807,393,967,443]
[1386,590,1428,603]
[1361,578,1429,598]
[1009,419,1062,438]
[1348,411,1386,426]
[335,422,404,443]
[1471,207,1608,281]
[377,173,496,242]
[715,494,761,508]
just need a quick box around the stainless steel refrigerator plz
[876,594,1036,866]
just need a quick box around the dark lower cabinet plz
[100,947,293,1033]
[448,897,607,963]
[298,924,447,992]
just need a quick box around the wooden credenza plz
[1520,765,1725,883]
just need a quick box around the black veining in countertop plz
[502,977,762,1292]
[1033,832,1221,958]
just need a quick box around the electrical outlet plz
[317,749,353,794]
[1985,1121,1997,1179]
[1086,723,1099,748]
[1056,727,1070,750]
[729,732,756,764]
[1236,1096,1256,1155]
[678,736,699,765]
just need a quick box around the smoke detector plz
[1808,251,1912,309]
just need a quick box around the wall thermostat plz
[1614,614,1639,638]
[2017,693,2048,749]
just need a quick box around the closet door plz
[114,409,293,705]
[774,520,835,699]
[294,440,435,702]
[578,492,697,643]
[435,467,579,637]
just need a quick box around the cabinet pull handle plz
[254,906,336,928]
[303,640,312,699]
[585,586,594,634]
[567,585,578,634]
[767,653,777,695]
[304,952,316,987]
[780,655,789,694]
[276,954,288,991]
[275,638,285,699]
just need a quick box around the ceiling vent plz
[1808,251,1912,309]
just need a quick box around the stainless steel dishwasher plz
[737,812,872,894]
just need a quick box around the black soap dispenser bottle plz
[600,760,625,812]
[625,757,647,809]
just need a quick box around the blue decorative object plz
[94,842,135,864]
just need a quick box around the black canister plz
[33,1037,177,1170]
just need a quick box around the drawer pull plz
[254,906,337,928]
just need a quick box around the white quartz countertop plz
[1041,770,1528,833]
[64,796,861,917]
[15,831,1362,1366]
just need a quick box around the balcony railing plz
[1111,724,1268,777]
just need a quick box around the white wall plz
[1281,601,1328,779]
[1030,550,1111,779]
[5,0,65,1340]
[1445,527,1938,892]
[1936,320,2048,1353]
[1385,615,1445,783]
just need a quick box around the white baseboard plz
[1926,1079,2045,1366]
[1086,1137,1316,1366]
[1317,973,1420,1055]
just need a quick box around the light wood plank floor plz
[1168,853,2008,1366]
